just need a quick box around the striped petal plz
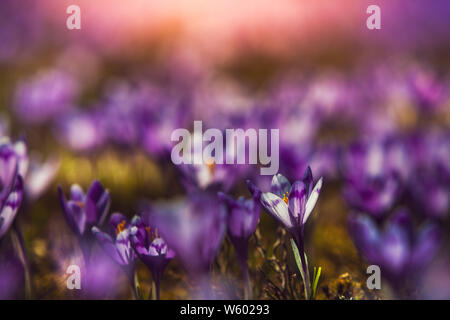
[92,227,127,265]
[0,176,23,239]
[270,174,291,197]
[261,192,292,228]
[288,181,307,225]
[303,177,323,224]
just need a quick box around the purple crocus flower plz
[92,213,139,298]
[92,213,137,267]
[130,215,175,300]
[251,167,323,252]
[341,141,400,219]
[11,139,60,201]
[176,131,242,193]
[58,180,110,260]
[0,141,24,240]
[409,68,445,112]
[57,111,106,152]
[218,181,261,299]
[149,193,226,297]
[249,167,322,298]
[14,69,78,124]
[348,209,441,294]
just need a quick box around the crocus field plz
[0,0,449,300]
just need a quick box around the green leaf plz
[311,266,322,300]
[290,238,311,299]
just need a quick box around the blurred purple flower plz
[150,193,227,278]
[58,180,110,261]
[80,250,121,299]
[92,213,137,267]
[14,69,78,124]
[92,213,139,297]
[341,141,401,219]
[404,131,450,219]
[11,139,60,201]
[0,1,42,62]
[348,209,441,291]
[218,181,261,274]
[130,215,175,299]
[58,180,110,238]
[57,111,106,152]
[218,181,261,298]
[409,68,446,111]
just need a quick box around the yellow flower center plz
[116,220,126,235]
[75,201,84,208]
[145,226,158,240]
[282,192,289,205]
[205,158,216,175]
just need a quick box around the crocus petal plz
[26,157,60,200]
[166,248,176,259]
[302,166,314,195]
[115,229,134,265]
[149,238,168,256]
[85,180,109,225]
[303,177,323,224]
[380,224,410,276]
[0,150,18,205]
[58,186,80,235]
[270,174,291,197]
[67,201,86,235]
[0,176,23,239]
[261,192,292,228]
[70,184,84,202]
[411,224,441,270]
[288,181,307,225]
[92,227,126,265]
[348,213,380,263]
[13,141,29,178]
[246,180,262,201]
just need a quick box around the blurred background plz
[0,0,449,299]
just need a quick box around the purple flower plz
[130,215,175,299]
[58,180,110,238]
[249,167,322,299]
[0,140,24,240]
[57,111,106,152]
[14,69,78,124]
[348,209,441,291]
[92,213,139,298]
[341,141,401,219]
[11,139,60,201]
[251,167,323,251]
[91,213,137,267]
[218,181,261,272]
[150,193,227,277]
[218,181,261,299]
[409,68,445,111]
[405,131,450,219]
[176,131,243,193]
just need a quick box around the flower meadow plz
[0,0,449,300]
